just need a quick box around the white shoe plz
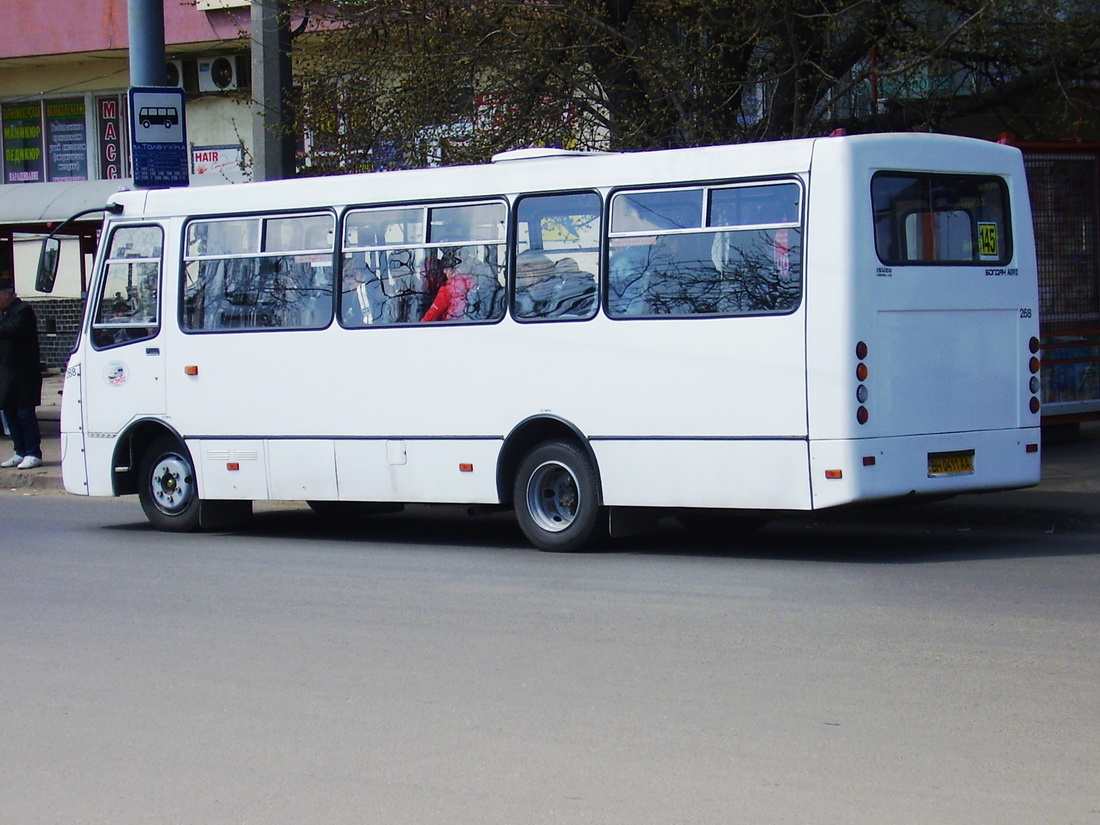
[16,455,42,470]
[1,454,23,468]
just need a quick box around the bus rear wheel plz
[138,435,201,532]
[513,439,604,552]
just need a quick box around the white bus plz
[48,133,1042,550]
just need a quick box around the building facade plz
[0,0,255,363]
[0,2,252,269]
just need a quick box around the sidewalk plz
[6,371,1100,533]
[2,370,62,495]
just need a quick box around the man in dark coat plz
[0,276,43,469]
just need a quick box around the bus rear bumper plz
[809,429,1042,510]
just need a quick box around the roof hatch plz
[491,147,613,163]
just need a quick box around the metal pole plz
[251,0,295,181]
[128,0,167,87]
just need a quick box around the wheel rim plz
[525,460,580,533]
[150,454,195,515]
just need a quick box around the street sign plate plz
[128,87,189,188]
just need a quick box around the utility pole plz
[127,0,187,189]
[251,0,296,181]
[127,0,167,87]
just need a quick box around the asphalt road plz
[2,495,1098,824]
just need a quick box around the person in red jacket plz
[421,250,474,322]
[0,276,43,470]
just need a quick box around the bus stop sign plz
[129,87,189,188]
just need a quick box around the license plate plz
[928,451,975,477]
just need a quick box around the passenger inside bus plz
[608,196,668,315]
[640,234,720,315]
[421,248,475,322]
[418,254,447,319]
[341,252,370,324]
[514,250,557,318]
[461,247,504,320]
[547,257,596,318]
[354,252,398,325]
[514,251,597,320]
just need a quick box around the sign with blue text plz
[129,87,189,188]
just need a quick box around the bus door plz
[81,224,167,436]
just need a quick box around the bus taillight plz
[1028,337,1040,414]
[856,341,869,424]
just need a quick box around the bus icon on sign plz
[139,106,179,130]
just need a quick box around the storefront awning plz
[0,179,135,234]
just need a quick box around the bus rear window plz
[872,172,1011,265]
[608,181,802,317]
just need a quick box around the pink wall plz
[0,0,251,59]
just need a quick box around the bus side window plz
[513,192,600,322]
[608,190,701,317]
[341,202,506,327]
[183,213,334,332]
[608,181,802,318]
[421,203,506,324]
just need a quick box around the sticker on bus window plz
[978,223,999,259]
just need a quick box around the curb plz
[3,371,60,493]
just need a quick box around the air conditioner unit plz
[198,56,241,92]
[166,59,201,94]
[165,59,185,88]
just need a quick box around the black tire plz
[513,439,604,552]
[138,435,201,532]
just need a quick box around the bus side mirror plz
[36,236,60,294]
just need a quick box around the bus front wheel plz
[513,440,604,552]
[138,435,201,532]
